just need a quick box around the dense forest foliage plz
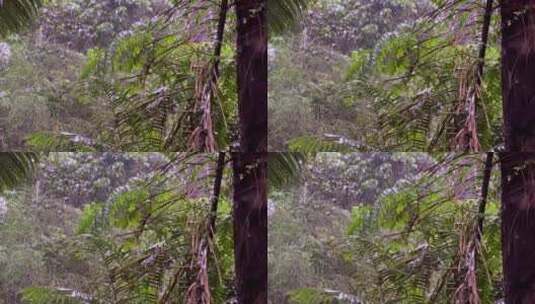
[0,153,238,304]
[0,0,247,151]
[269,152,503,303]
[9,1,535,304]
[269,0,503,152]
[1,1,269,302]
[269,2,535,303]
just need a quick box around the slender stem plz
[212,0,229,81]
[191,0,229,152]
[168,153,226,304]
[472,151,494,289]
[457,0,494,152]
[476,152,494,244]
[476,0,494,84]
[208,152,226,241]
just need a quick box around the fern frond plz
[0,0,41,37]
[268,0,310,35]
[20,287,86,304]
[0,152,37,192]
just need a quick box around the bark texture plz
[232,1,267,303]
[235,0,267,152]
[501,1,535,151]
[232,152,267,304]
[501,153,535,304]
[501,2,535,303]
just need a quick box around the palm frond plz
[20,287,86,304]
[0,152,37,192]
[288,136,355,154]
[268,153,305,190]
[0,0,42,37]
[268,0,310,35]
[342,154,501,303]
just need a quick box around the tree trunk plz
[501,1,535,151]
[232,152,267,304]
[235,0,267,152]
[501,2,535,303]
[232,1,267,303]
[501,153,535,303]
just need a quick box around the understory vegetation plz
[269,0,502,152]
[0,0,238,151]
[0,153,236,303]
[269,153,503,303]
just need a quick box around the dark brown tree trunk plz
[501,1,535,151]
[501,2,535,303]
[501,153,535,304]
[232,1,267,303]
[235,0,267,152]
[232,152,267,304]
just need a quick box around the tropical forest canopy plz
[0,0,238,151]
[269,0,503,152]
[0,152,237,304]
[269,152,502,303]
